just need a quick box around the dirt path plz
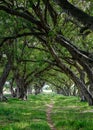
[46,102,56,130]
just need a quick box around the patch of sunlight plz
[14,122,29,129]
[67,105,79,108]
[22,112,31,116]
[32,119,42,122]
[82,109,93,113]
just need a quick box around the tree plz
[0,0,93,105]
[0,40,14,100]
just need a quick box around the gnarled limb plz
[54,0,93,31]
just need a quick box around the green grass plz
[0,94,93,130]
[0,94,51,130]
[51,95,93,130]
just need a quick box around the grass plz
[0,94,93,130]
[0,94,51,130]
[51,95,93,130]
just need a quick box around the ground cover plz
[52,96,93,130]
[0,94,51,130]
[0,94,93,130]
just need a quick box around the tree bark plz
[10,78,17,97]
[46,43,93,105]
[34,87,41,95]
[54,0,93,30]
[34,82,45,95]
[15,84,27,100]
[0,60,12,101]
[14,72,28,100]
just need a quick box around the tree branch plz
[0,32,46,47]
[54,0,93,30]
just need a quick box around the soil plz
[46,102,56,130]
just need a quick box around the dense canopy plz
[0,0,93,105]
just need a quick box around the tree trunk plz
[10,86,16,97]
[14,73,28,100]
[0,91,3,101]
[54,0,93,30]
[27,87,32,94]
[34,82,45,95]
[16,83,27,100]
[10,78,16,97]
[0,60,12,101]
[89,83,93,96]
[34,85,41,95]
[46,43,93,105]
[18,87,27,100]
[72,85,77,96]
